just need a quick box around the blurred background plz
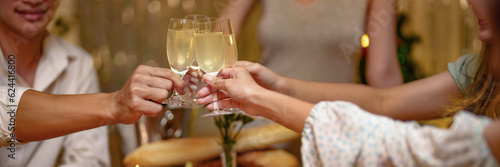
[47,0,480,166]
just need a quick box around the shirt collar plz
[34,35,73,91]
[0,35,74,91]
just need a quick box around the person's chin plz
[12,14,53,38]
[478,31,493,43]
[12,20,49,38]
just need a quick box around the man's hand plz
[112,65,184,124]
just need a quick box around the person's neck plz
[0,25,46,87]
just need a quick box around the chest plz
[258,0,368,46]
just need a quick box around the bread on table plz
[123,123,300,166]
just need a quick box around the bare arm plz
[218,0,258,37]
[365,0,403,87]
[282,71,461,120]
[17,91,114,142]
[198,68,314,133]
[239,62,462,121]
[15,65,183,142]
[484,121,500,163]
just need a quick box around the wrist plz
[250,87,286,121]
[251,88,314,133]
[275,76,289,95]
[99,92,119,125]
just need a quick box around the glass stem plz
[213,87,219,111]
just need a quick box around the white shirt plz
[302,101,499,167]
[0,35,110,166]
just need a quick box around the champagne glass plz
[164,18,196,106]
[184,14,209,72]
[220,19,242,113]
[196,18,232,117]
[184,14,209,104]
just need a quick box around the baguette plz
[123,123,300,166]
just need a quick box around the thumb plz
[202,74,227,91]
[235,61,253,67]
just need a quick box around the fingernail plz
[190,84,197,91]
[190,76,198,83]
[204,74,213,83]
[191,71,198,78]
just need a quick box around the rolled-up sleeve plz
[0,86,29,147]
[301,101,499,167]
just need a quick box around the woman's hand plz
[197,67,315,132]
[197,67,270,117]
[112,65,184,124]
[236,61,287,94]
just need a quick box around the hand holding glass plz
[220,19,241,113]
[196,18,232,117]
[164,18,196,106]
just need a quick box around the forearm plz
[366,0,403,87]
[366,36,403,88]
[484,121,500,163]
[218,0,257,37]
[366,58,403,87]
[279,77,385,115]
[252,87,315,133]
[277,71,462,121]
[16,90,115,142]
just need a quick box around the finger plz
[216,89,231,99]
[241,63,263,74]
[129,72,175,91]
[138,65,184,92]
[197,89,230,104]
[146,76,176,92]
[179,73,194,95]
[207,75,233,92]
[145,87,171,103]
[189,74,198,85]
[187,68,202,79]
[139,101,163,117]
[129,85,170,103]
[235,61,254,67]
[217,68,235,79]
[197,86,212,98]
[236,61,263,75]
[129,96,163,116]
[196,93,213,105]
[202,74,227,90]
[186,68,197,77]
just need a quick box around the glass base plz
[201,110,234,117]
[222,108,242,113]
[162,95,192,107]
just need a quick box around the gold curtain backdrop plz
[400,0,480,76]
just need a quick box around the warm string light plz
[361,34,369,48]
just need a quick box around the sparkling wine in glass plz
[184,14,209,104]
[220,19,241,113]
[164,18,196,106]
[184,14,209,71]
[196,18,232,117]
